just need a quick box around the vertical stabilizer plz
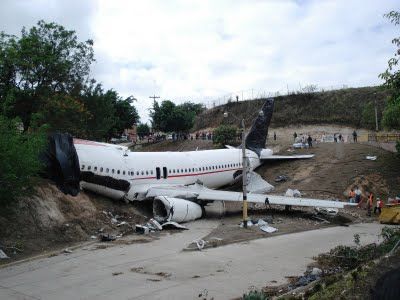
[245,98,274,156]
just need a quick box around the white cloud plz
[1,0,399,122]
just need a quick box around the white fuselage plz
[74,140,266,201]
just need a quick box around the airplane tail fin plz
[245,98,274,156]
[40,133,81,196]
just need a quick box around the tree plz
[380,11,400,130]
[0,116,46,206]
[0,20,95,130]
[81,82,117,141]
[137,123,150,139]
[361,101,376,129]
[149,100,201,133]
[109,95,139,138]
[213,125,237,146]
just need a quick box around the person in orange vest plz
[374,198,383,215]
[367,192,374,217]
[348,188,356,203]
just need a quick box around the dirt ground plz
[1,132,398,264]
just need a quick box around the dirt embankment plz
[0,181,145,262]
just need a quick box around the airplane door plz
[156,167,161,180]
[162,167,168,179]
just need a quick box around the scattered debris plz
[260,225,278,233]
[315,207,338,216]
[275,175,288,182]
[116,221,127,227]
[112,271,123,276]
[135,225,150,234]
[63,248,73,254]
[90,235,97,239]
[285,189,302,197]
[311,267,322,276]
[100,233,116,241]
[366,155,377,161]
[147,278,161,282]
[149,218,162,230]
[161,221,188,230]
[0,249,10,259]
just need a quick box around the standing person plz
[338,133,342,142]
[349,188,356,203]
[293,132,297,141]
[307,135,313,148]
[353,130,357,143]
[274,132,277,141]
[355,186,362,205]
[367,192,374,217]
[374,198,383,215]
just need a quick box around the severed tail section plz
[245,98,274,156]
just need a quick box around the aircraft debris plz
[63,248,73,254]
[311,267,322,276]
[90,235,97,239]
[135,225,150,234]
[275,175,288,182]
[366,155,377,161]
[161,221,187,230]
[315,207,338,216]
[0,249,9,259]
[149,218,162,230]
[285,189,302,197]
[247,171,274,193]
[259,225,278,233]
[100,233,117,241]
[116,221,127,227]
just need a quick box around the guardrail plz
[368,133,400,143]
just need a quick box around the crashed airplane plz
[42,98,351,224]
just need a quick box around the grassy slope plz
[194,86,390,131]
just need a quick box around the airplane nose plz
[40,133,81,196]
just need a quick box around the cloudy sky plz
[0,0,398,122]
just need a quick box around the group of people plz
[293,132,313,147]
[348,186,383,216]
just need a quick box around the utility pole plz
[374,92,378,131]
[149,95,160,102]
[241,119,248,228]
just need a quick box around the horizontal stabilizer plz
[261,154,315,160]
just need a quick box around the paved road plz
[0,221,385,300]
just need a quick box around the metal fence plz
[197,84,373,109]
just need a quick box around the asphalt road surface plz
[0,221,385,300]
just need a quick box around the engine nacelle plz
[153,196,203,223]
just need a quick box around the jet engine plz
[153,196,203,223]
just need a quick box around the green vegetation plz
[213,124,238,146]
[380,11,400,131]
[242,290,268,300]
[0,20,139,205]
[137,123,150,139]
[0,116,46,206]
[150,100,204,134]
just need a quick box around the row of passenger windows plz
[80,162,242,177]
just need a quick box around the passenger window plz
[146,171,148,175]
[112,169,115,174]
[106,168,109,173]
[136,171,139,175]
[81,165,85,170]
[94,167,97,171]
[123,171,125,175]
[100,167,103,172]
[141,171,144,175]
[88,166,91,170]
[177,169,179,173]
[181,169,184,173]
[151,170,153,175]
[117,170,120,174]
[185,169,187,172]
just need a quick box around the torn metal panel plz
[153,196,202,223]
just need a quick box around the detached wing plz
[146,184,352,209]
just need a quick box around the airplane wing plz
[146,183,355,223]
[146,183,350,209]
[261,154,315,160]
